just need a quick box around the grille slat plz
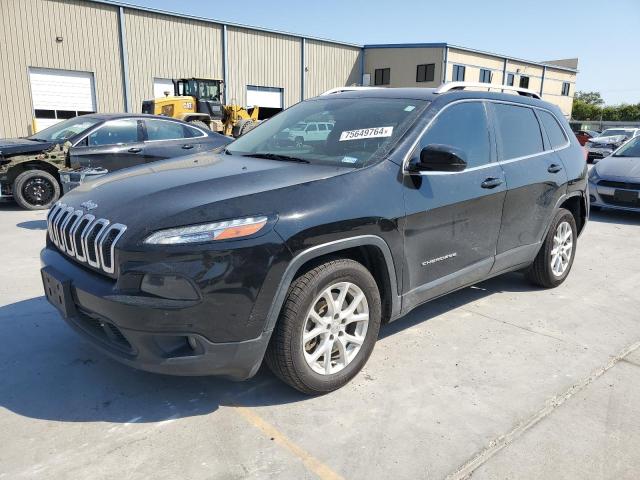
[46,202,127,276]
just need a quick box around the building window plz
[479,69,492,84]
[561,82,570,96]
[506,73,514,86]
[416,63,435,83]
[519,75,530,89]
[452,65,466,82]
[374,68,390,86]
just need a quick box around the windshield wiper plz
[240,153,310,164]
[29,138,49,142]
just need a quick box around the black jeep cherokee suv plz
[41,87,588,394]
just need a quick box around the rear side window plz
[88,119,140,146]
[145,119,188,141]
[538,110,568,149]
[492,104,543,159]
[419,102,491,168]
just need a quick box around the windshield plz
[183,80,221,101]
[226,97,428,168]
[28,117,101,142]
[600,129,633,138]
[614,136,640,157]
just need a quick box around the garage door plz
[153,78,174,99]
[29,68,96,131]
[246,85,283,109]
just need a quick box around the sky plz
[123,0,640,105]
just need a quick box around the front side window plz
[452,65,466,82]
[374,68,390,86]
[145,119,189,141]
[416,64,435,83]
[479,69,492,84]
[519,76,530,89]
[419,102,491,168]
[227,97,428,168]
[493,103,543,159]
[87,119,140,146]
[538,110,568,149]
[306,124,318,132]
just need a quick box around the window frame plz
[479,69,492,84]
[416,63,435,83]
[506,73,515,87]
[374,68,391,86]
[561,82,570,96]
[452,64,466,82]
[519,75,530,89]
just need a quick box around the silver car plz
[585,127,640,164]
[589,135,640,212]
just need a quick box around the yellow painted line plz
[233,406,344,480]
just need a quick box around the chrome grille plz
[47,202,127,275]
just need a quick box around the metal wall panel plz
[123,9,223,113]
[226,27,301,108]
[0,0,124,137]
[364,47,444,88]
[304,40,362,99]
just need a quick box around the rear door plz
[490,102,568,271]
[69,118,145,171]
[401,100,507,310]
[142,118,210,163]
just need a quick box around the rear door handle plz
[182,144,194,150]
[481,177,504,189]
[128,147,142,153]
[548,163,563,173]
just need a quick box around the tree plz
[574,91,604,106]
[571,91,640,121]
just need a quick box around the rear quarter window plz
[538,110,568,149]
[493,103,544,159]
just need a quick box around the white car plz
[286,122,335,146]
[585,127,640,163]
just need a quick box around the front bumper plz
[40,247,272,379]
[586,148,613,163]
[589,180,640,212]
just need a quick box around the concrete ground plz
[0,202,639,480]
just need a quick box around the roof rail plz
[434,82,541,99]
[320,86,383,96]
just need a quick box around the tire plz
[265,259,381,395]
[189,119,210,130]
[13,169,60,210]
[294,136,304,148]
[525,208,577,288]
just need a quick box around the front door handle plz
[128,147,142,153]
[548,163,563,173]
[481,177,504,189]
[182,144,194,150]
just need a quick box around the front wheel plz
[13,169,60,210]
[265,259,381,395]
[525,208,577,288]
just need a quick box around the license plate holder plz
[614,189,638,204]
[41,266,76,319]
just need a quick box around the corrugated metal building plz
[0,0,577,138]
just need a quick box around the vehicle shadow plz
[589,209,640,226]
[16,220,47,230]
[0,202,23,212]
[0,272,537,425]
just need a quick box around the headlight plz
[144,216,268,245]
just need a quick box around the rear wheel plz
[525,208,577,288]
[13,169,60,210]
[265,259,381,395]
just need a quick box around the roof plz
[363,43,579,73]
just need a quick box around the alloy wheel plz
[550,221,573,276]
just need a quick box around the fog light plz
[589,195,596,202]
[140,274,200,300]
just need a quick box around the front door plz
[70,118,145,172]
[142,118,209,163]
[402,100,506,311]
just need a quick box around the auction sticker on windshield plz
[339,126,394,142]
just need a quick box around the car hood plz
[60,151,352,236]
[589,135,628,145]
[0,138,56,156]
[594,155,640,180]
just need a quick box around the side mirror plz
[407,144,467,173]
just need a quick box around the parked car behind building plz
[0,114,230,209]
